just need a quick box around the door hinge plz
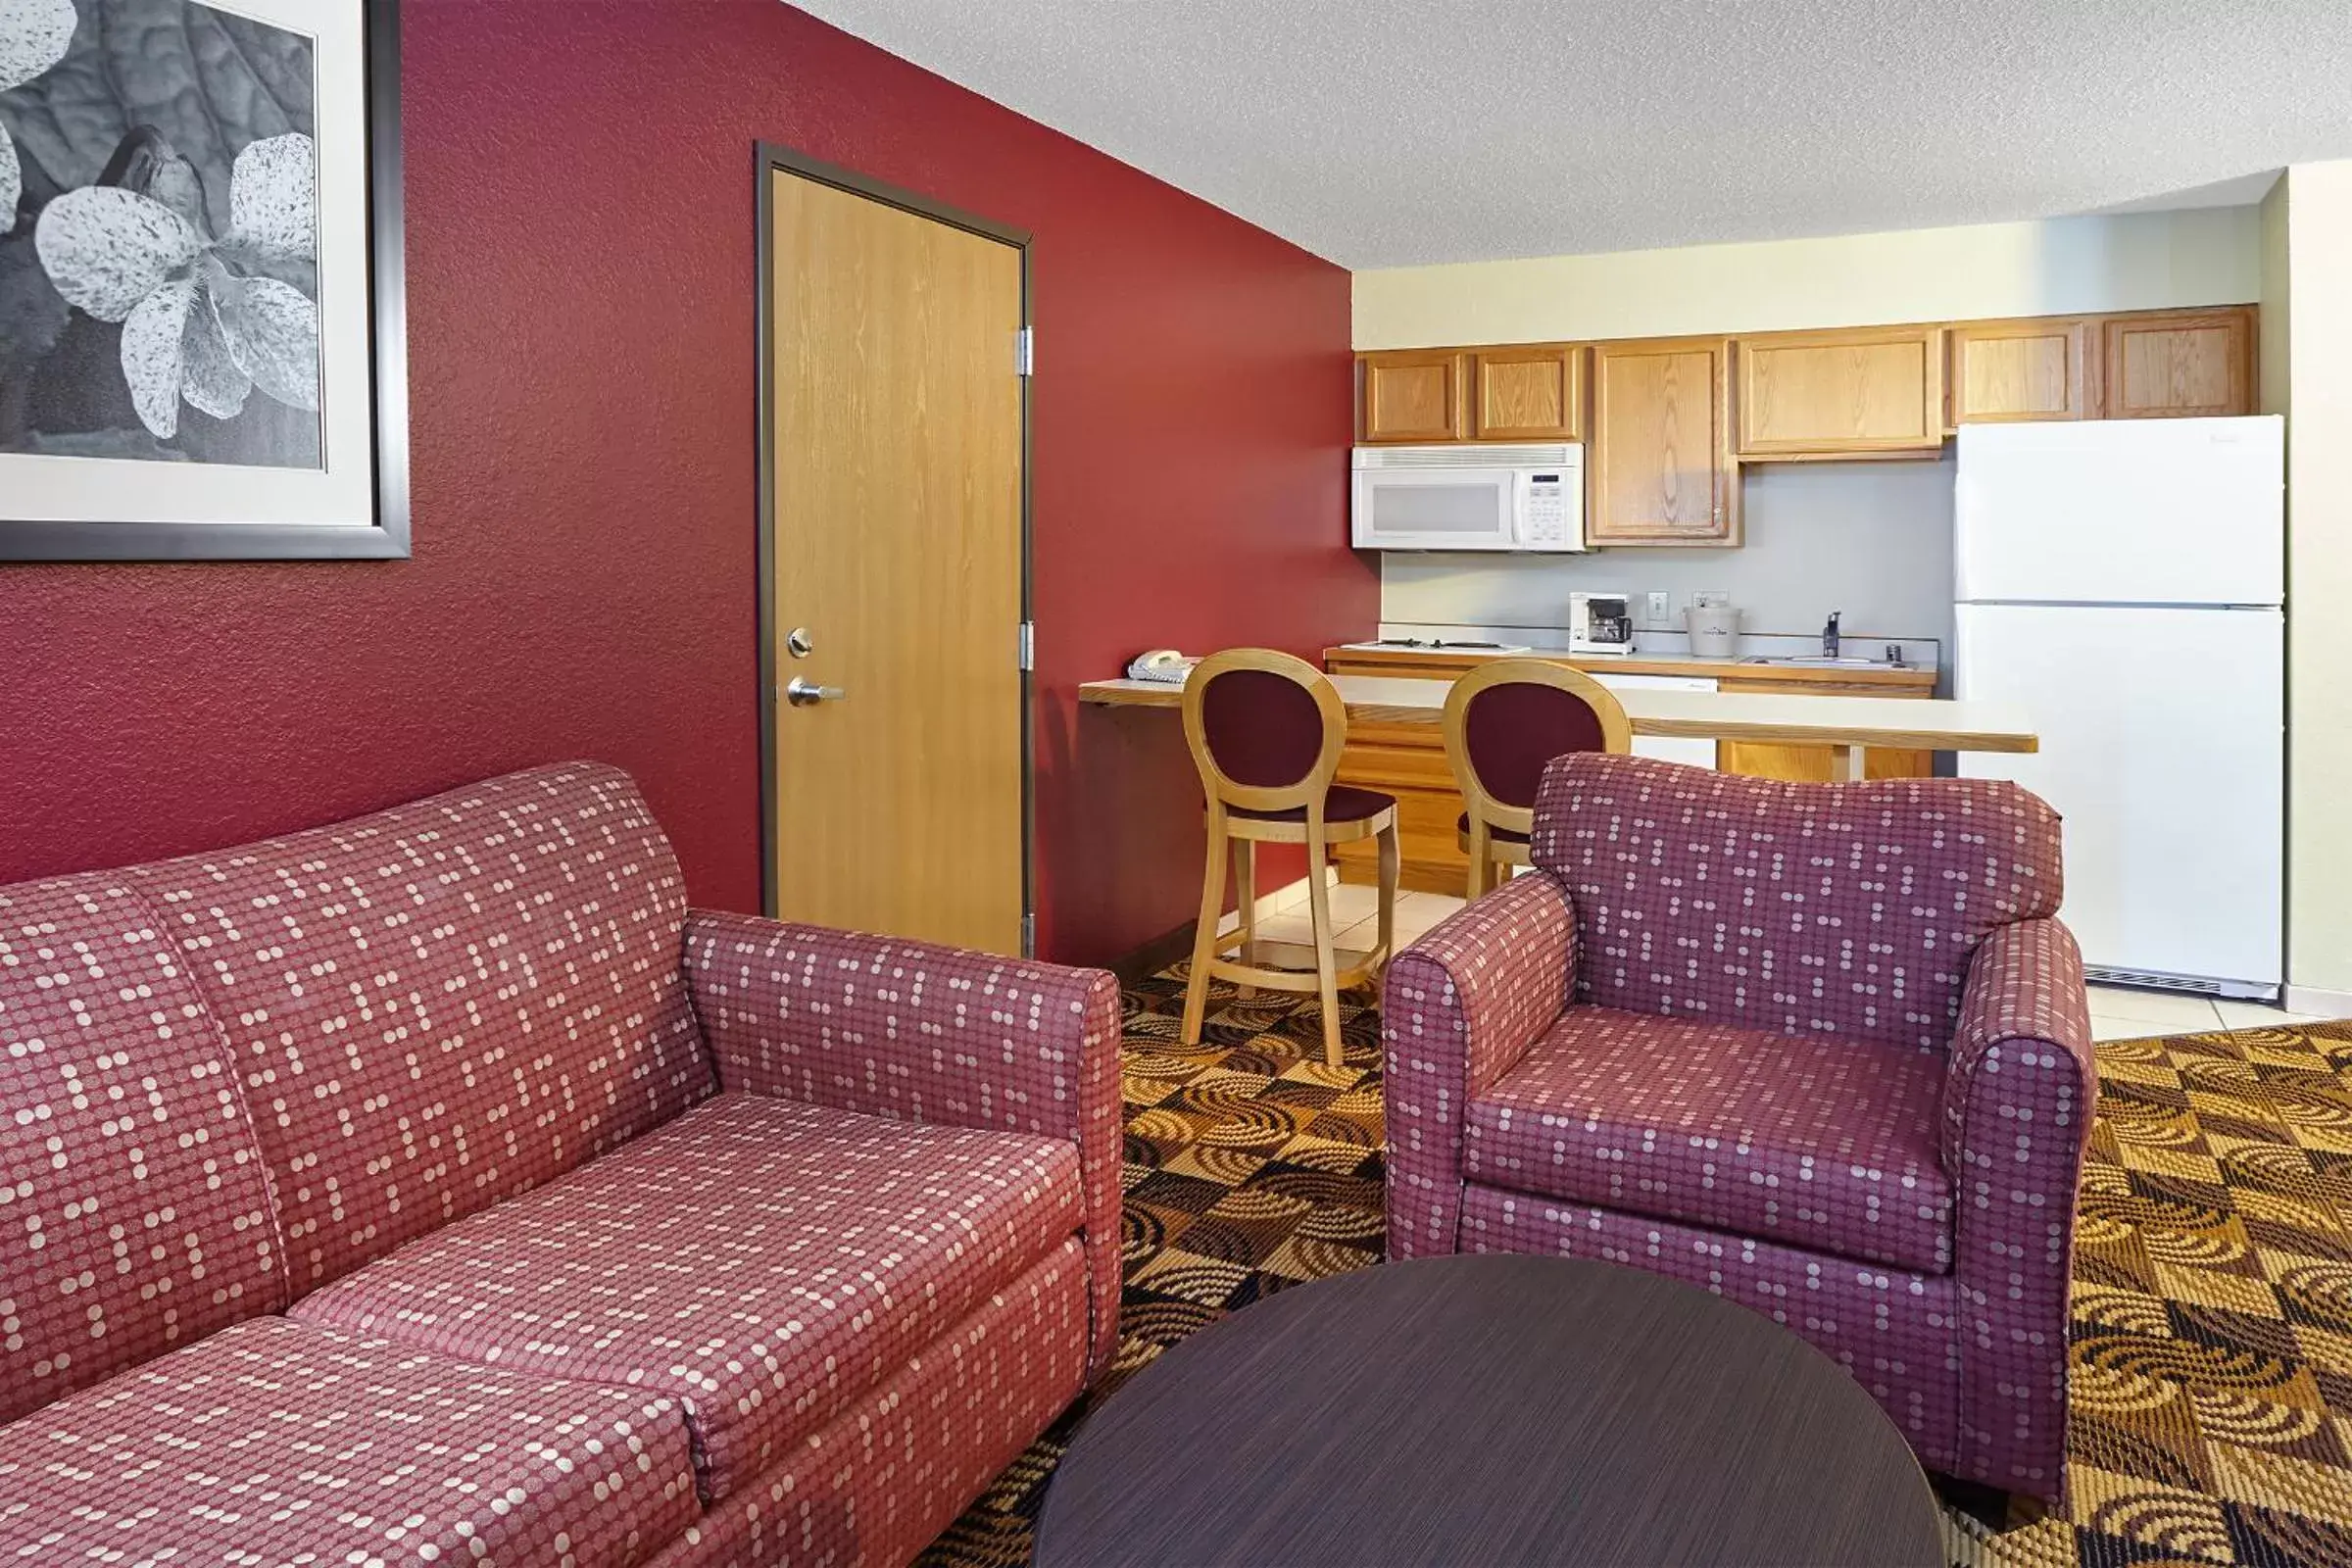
[1018,620,1035,671]
[1015,326,1034,377]
[1020,911,1036,956]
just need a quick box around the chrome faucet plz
[1822,611,1841,660]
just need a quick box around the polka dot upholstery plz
[1384,754,2093,1500]
[0,761,1122,1559]
[0,873,284,1423]
[1457,1188,1965,1475]
[0,1314,701,1565]
[681,911,1124,1381]
[290,1092,1085,1503]
[127,761,716,1292]
[644,1239,1089,1568]
[1946,917,2094,1499]
[1529,754,2064,1051]
[1464,1004,1954,1273]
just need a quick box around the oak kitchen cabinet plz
[1948,318,2092,425]
[1358,350,1468,443]
[1588,337,1739,545]
[1734,325,1944,458]
[1471,343,1586,441]
[2100,307,2256,419]
[1323,649,1934,893]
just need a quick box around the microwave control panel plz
[1522,472,1570,545]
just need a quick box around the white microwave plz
[1350,443,1586,552]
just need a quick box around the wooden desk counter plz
[1080,672,2037,894]
[1078,674,2036,757]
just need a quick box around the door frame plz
[754,143,1037,952]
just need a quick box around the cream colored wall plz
[2278,162,2352,1002]
[1353,209,2264,348]
[2260,181,2291,416]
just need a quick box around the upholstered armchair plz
[1383,754,2094,1501]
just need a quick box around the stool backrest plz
[1182,649,1347,815]
[1444,659,1632,839]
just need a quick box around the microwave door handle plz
[1508,470,1530,547]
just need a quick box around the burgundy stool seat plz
[1456,810,1530,846]
[1234,786,1396,824]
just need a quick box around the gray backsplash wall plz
[1380,451,1958,667]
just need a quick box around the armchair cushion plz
[1465,1005,1954,1273]
[290,1091,1083,1502]
[1529,755,2064,1052]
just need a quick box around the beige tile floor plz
[1222,878,2328,1039]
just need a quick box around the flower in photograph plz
[34,130,318,438]
[0,0,77,232]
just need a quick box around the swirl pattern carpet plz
[917,969,2352,1568]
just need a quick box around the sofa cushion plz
[1463,1005,1954,1273]
[128,761,715,1292]
[290,1091,1084,1501]
[0,1315,699,1566]
[0,873,284,1423]
[1529,754,2064,1052]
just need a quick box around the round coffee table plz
[1033,1254,1944,1568]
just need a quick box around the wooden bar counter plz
[1079,651,2035,894]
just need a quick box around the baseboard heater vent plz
[2085,965,2278,1004]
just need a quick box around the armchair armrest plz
[681,909,1123,1375]
[1943,915,2095,1498]
[1382,872,1580,1260]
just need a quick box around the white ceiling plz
[793,0,2352,269]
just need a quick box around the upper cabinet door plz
[1590,338,1738,545]
[2099,308,2256,419]
[1733,326,1943,458]
[1358,351,1467,443]
[1471,345,1585,441]
[1949,319,2089,425]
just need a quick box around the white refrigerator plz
[1954,416,2284,1000]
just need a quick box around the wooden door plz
[1589,338,1737,544]
[1359,351,1467,442]
[2099,308,2255,418]
[1948,318,2089,425]
[764,165,1027,954]
[1734,326,1943,457]
[1472,345,1584,441]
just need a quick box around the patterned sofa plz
[0,763,1122,1566]
[1383,755,2095,1500]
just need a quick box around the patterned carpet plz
[917,970,2352,1568]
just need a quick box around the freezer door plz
[1955,603,2281,993]
[1955,416,2282,606]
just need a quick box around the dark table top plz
[1033,1254,1945,1568]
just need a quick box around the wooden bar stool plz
[1443,659,1632,899]
[1179,650,1399,1067]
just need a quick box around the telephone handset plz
[1126,649,1199,684]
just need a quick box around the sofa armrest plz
[1381,872,1580,1260]
[1943,915,2095,1498]
[681,909,1123,1375]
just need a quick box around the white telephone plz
[1126,649,1199,684]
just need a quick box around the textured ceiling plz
[793,0,2352,268]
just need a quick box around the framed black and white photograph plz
[0,0,405,559]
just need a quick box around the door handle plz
[784,678,846,707]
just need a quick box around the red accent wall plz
[0,1,1373,967]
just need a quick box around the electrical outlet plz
[1645,591,1671,622]
[1693,590,1730,609]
